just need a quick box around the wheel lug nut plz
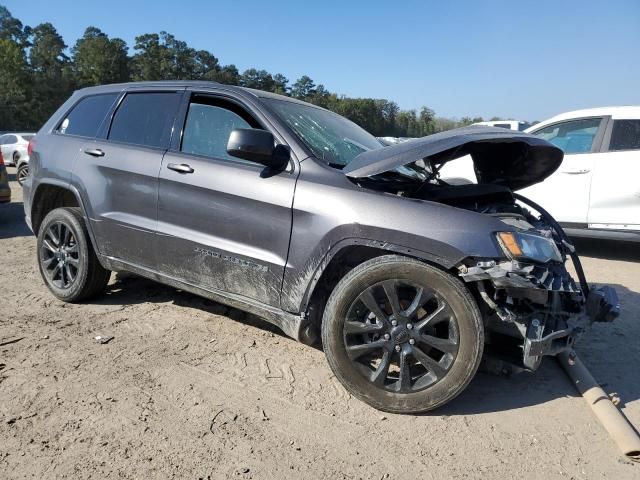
[395,345,401,352]
[384,333,390,340]
[391,320,398,327]
[409,339,415,345]
[406,323,413,329]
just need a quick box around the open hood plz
[343,126,564,191]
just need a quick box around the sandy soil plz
[1,168,639,479]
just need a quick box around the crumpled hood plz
[343,126,564,191]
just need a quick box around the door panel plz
[74,140,163,268]
[157,153,296,306]
[155,93,296,307]
[72,90,182,268]
[520,117,604,224]
[588,150,640,229]
[520,153,594,223]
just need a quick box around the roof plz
[538,106,640,123]
[73,80,313,106]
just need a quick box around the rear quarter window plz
[108,92,181,149]
[57,93,119,138]
[609,120,640,151]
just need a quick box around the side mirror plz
[226,128,289,169]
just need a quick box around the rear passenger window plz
[58,94,118,138]
[108,92,181,149]
[609,120,640,151]
[181,96,260,162]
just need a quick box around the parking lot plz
[1,169,639,479]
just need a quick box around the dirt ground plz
[1,167,639,480]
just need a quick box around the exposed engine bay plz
[352,169,620,372]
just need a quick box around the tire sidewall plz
[322,256,484,413]
[37,208,91,302]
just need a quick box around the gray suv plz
[23,81,619,413]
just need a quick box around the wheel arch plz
[296,238,465,343]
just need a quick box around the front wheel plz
[321,255,484,413]
[37,207,111,302]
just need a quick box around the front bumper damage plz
[459,259,620,370]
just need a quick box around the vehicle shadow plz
[574,238,640,262]
[95,273,640,415]
[0,201,32,239]
[94,272,288,338]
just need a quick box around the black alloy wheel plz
[40,221,80,289]
[344,279,459,392]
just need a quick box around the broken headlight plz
[496,231,562,263]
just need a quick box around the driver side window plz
[181,96,260,163]
[533,117,602,154]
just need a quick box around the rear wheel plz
[16,164,28,185]
[37,207,110,302]
[12,151,19,166]
[321,255,483,413]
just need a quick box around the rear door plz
[520,117,607,225]
[156,90,297,307]
[75,89,183,269]
[588,118,640,230]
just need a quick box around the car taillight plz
[27,138,36,157]
[0,149,4,166]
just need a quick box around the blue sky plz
[6,0,639,121]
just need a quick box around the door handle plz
[84,148,105,157]
[167,163,194,174]
[562,169,590,175]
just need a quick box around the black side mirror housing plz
[227,129,289,170]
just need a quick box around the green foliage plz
[72,27,129,87]
[0,38,30,129]
[0,5,495,135]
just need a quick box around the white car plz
[520,106,640,241]
[473,120,532,131]
[0,132,35,166]
[440,107,640,241]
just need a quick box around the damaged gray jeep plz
[24,82,619,413]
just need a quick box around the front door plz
[156,92,297,307]
[520,117,606,225]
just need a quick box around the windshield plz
[266,98,383,166]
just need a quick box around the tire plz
[321,255,484,413]
[16,164,28,185]
[12,151,19,167]
[37,207,111,302]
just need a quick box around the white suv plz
[520,106,640,241]
[440,107,640,241]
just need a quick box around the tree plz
[240,68,275,91]
[272,73,289,95]
[211,64,240,85]
[0,38,30,129]
[290,75,316,99]
[29,22,73,128]
[0,6,30,46]
[131,32,171,80]
[194,50,220,80]
[72,27,129,87]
